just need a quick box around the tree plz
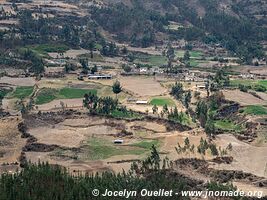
[170,82,184,100]
[88,41,95,59]
[152,104,158,115]
[166,43,175,73]
[209,144,219,156]
[196,101,208,127]
[91,65,97,74]
[184,91,192,109]
[183,50,190,61]
[112,80,122,99]
[122,64,131,73]
[162,104,169,115]
[205,119,215,137]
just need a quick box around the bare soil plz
[223,89,266,106]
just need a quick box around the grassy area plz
[215,120,243,132]
[134,53,167,66]
[242,105,267,115]
[131,140,160,149]
[230,79,267,92]
[35,87,97,105]
[9,86,34,99]
[24,44,69,57]
[230,79,256,87]
[85,137,157,160]
[150,97,175,106]
[175,50,203,59]
[230,79,267,88]
[35,88,58,105]
[258,80,267,87]
[58,88,97,99]
[111,109,142,119]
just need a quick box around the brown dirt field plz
[24,116,175,173]
[48,49,90,59]
[0,117,26,172]
[214,134,267,178]
[223,89,266,106]
[160,130,213,161]
[36,98,84,111]
[119,76,166,97]
[29,118,119,148]
[0,76,36,86]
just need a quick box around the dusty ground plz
[36,98,84,111]
[119,76,167,97]
[24,116,170,173]
[0,76,36,86]
[48,49,90,59]
[0,117,26,173]
[214,134,267,178]
[223,89,266,106]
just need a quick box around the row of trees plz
[83,80,122,115]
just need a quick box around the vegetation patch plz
[9,86,34,99]
[35,88,97,104]
[150,97,175,106]
[58,88,97,99]
[175,50,203,59]
[0,89,11,101]
[242,105,267,115]
[84,137,154,160]
[131,140,160,149]
[111,109,142,119]
[77,53,104,62]
[29,44,69,55]
[214,120,243,132]
[35,88,58,105]
[133,53,167,66]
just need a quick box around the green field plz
[9,86,34,99]
[175,50,203,59]
[150,97,175,106]
[215,120,243,132]
[230,79,267,87]
[230,79,267,92]
[258,80,267,87]
[131,140,160,149]
[25,44,70,57]
[84,137,158,160]
[242,105,267,115]
[111,109,142,119]
[35,87,97,105]
[134,53,167,66]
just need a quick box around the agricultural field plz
[230,79,267,90]
[133,53,167,66]
[241,105,267,115]
[214,120,243,132]
[8,86,34,99]
[27,44,69,56]
[1,0,267,197]
[150,97,175,106]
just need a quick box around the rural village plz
[0,0,267,199]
